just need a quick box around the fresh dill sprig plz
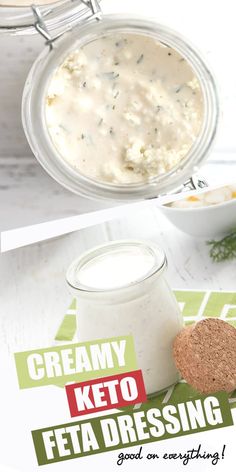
[207,230,236,262]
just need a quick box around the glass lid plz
[0,0,102,34]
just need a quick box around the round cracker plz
[173,318,236,394]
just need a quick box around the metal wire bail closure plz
[184,175,208,191]
[32,0,102,49]
[81,0,102,20]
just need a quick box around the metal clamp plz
[32,5,55,50]
[147,174,209,201]
[81,0,102,20]
[183,175,208,191]
[32,0,102,49]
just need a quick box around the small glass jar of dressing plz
[1,0,219,201]
[66,240,183,395]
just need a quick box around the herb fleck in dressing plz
[45,33,204,184]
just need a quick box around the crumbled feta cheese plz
[187,77,201,90]
[45,33,203,185]
[124,139,189,177]
[62,51,88,72]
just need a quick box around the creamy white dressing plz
[46,33,204,185]
[76,245,155,289]
[67,242,183,394]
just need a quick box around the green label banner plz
[32,392,233,466]
[174,290,236,327]
[14,335,137,389]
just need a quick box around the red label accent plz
[66,369,146,417]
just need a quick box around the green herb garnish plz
[175,86,182,94]
[115,39,128,48]
[207,230,236,262]
[58,124,68,132]
[137,54,144,64]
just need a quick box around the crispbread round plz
[173,318,236,394]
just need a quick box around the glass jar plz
[1,1,219,201]
[0,0,99,33]
[66,240,183,395]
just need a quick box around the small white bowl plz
[160,194,236,239]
